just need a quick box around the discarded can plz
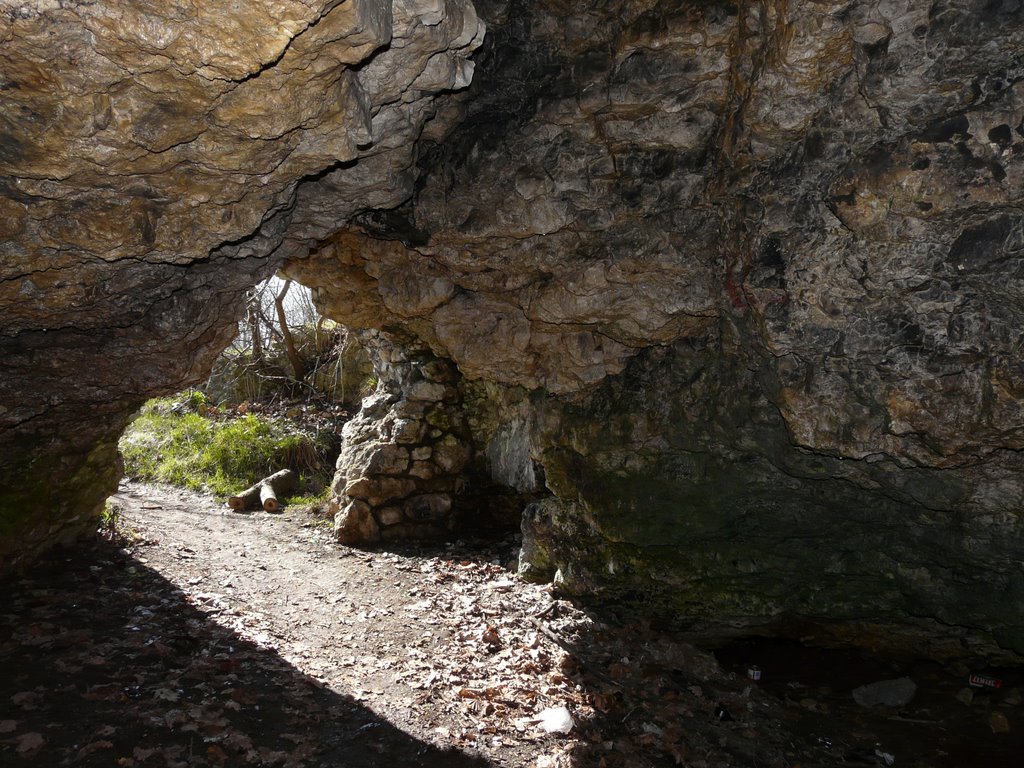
[968,673,1003,689]
[747,665,762,682]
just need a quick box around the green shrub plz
[98,499,142,544]
[119,396,334,500]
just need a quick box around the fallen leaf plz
[0,720,17,734]
[607,662,630,680]
[16,732,45,757]
[256,747,288,766]
[457,686,503,700]
[206,745,228,765]
[481,626,501,649]
[10,691,39,709]
[76,740,114,759]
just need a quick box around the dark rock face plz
[4,0,1024,658]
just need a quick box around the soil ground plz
[2,482,1022,767]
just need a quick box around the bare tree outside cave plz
[210,276,338,402]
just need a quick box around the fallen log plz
[260,481,280,513]
[227,469,295,512]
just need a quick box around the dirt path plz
[110,481,582,767]
[4,482,1020,767]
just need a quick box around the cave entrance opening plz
[111,274,368,529]
[109,270,530,552]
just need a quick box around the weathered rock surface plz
[0,0,483,571]
[853,677,918,708]
[288,0,1024,658]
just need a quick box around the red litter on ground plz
[968,673,1003,689]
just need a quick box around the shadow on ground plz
[553,601,1024,768]
[0,541,489,768]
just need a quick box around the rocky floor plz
[1,482,1021,767]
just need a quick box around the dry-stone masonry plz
[330,331,471,543]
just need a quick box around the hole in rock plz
[113,276,361,520]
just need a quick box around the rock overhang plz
[0,0,484,572]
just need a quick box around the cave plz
[3,0,1024,669]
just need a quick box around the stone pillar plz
[332,332,471,544]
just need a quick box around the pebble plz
[537,706,574,734]
[955,687,974,706]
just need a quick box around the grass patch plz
[98,499,143,546]
[120,395,336,502]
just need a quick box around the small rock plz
[852,677,917,708]
[1001,688,1021,707]
[335,499,381,545]
[990,711,1011,734]
[875,748,896,766]
[955,687,974,706]
[406,380,448,401]
[853,22,891,46]
[377,506,404,526]
[537,706,574,734]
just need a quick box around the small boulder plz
[335,499,381,545]
[852,677,917,708]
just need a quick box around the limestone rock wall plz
[0,0,483,572]
[290,0,1024,657]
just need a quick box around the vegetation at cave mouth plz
[118,391,341,504]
